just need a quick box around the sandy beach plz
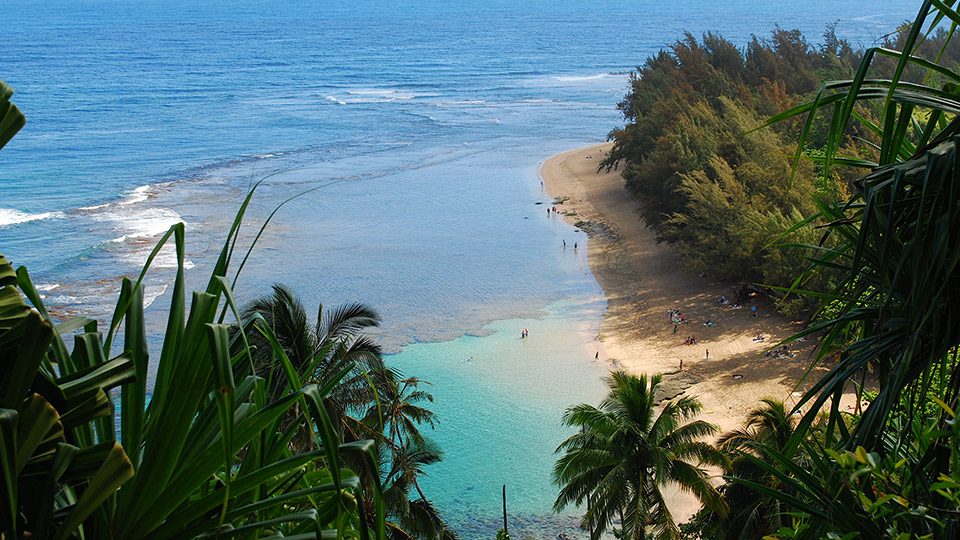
[541,142,856,521]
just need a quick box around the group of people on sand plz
[684,335,698,345]
[520,328,529,339]
[767,345,794,359]
[668,309,685,324]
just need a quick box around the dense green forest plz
[601,22,960,313]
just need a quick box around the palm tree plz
[241,283,385,441]
[241,285,455,539]
[358,368,454,540]
[697,399,805,539]
[364,370,438,449]
[553,371,727,540]
[380,437,456,540]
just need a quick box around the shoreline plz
[540,143,845,520]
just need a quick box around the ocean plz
[2,1,915,537]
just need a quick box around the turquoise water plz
[1,1,918,537]
[391,296,610,536]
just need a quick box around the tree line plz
[600,21,960,314]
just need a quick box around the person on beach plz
[563,239,566,248]
[595,351,599,361]
[679,358,683,370]
[574,242,578,249]
[705,349,710,359]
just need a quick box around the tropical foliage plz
[599,29,861,302]
[1,201,387,538]
[240,284,386,446]
[751,2,960,535]
[678,2,960,538]
[0,82,393,539]
[0,78,25,150]
[238,285,454,539]
[682,399,820,539]
[552,372,726,540]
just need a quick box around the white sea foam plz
[325,89,433,104]
[435,100,487,106]
[77,203,109,211]
[96,205,184,246]
[0,208,64,227]
[139,245,195,270]
[119,185,152,205]
[35,283,60,292]
[552,73,617,82]
[142,282,170,310]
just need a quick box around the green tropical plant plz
[0,78,25,150]
[687,399,822,540]
[0,252,135,539]
[2,190,388,538]
[362,371,450,539]
[766,0,960,464]
[379,437,454,540]
[720,1,960,536]
[1,88,387,537]
[364,373,437,451]
[240,283,385,445]
[552,372,727,540]
[239,286,453,539]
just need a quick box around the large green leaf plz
[54,442,133,540]
[0,79,25,150]
[0,409,18,538]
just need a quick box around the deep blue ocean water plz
[2,1,915,537]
